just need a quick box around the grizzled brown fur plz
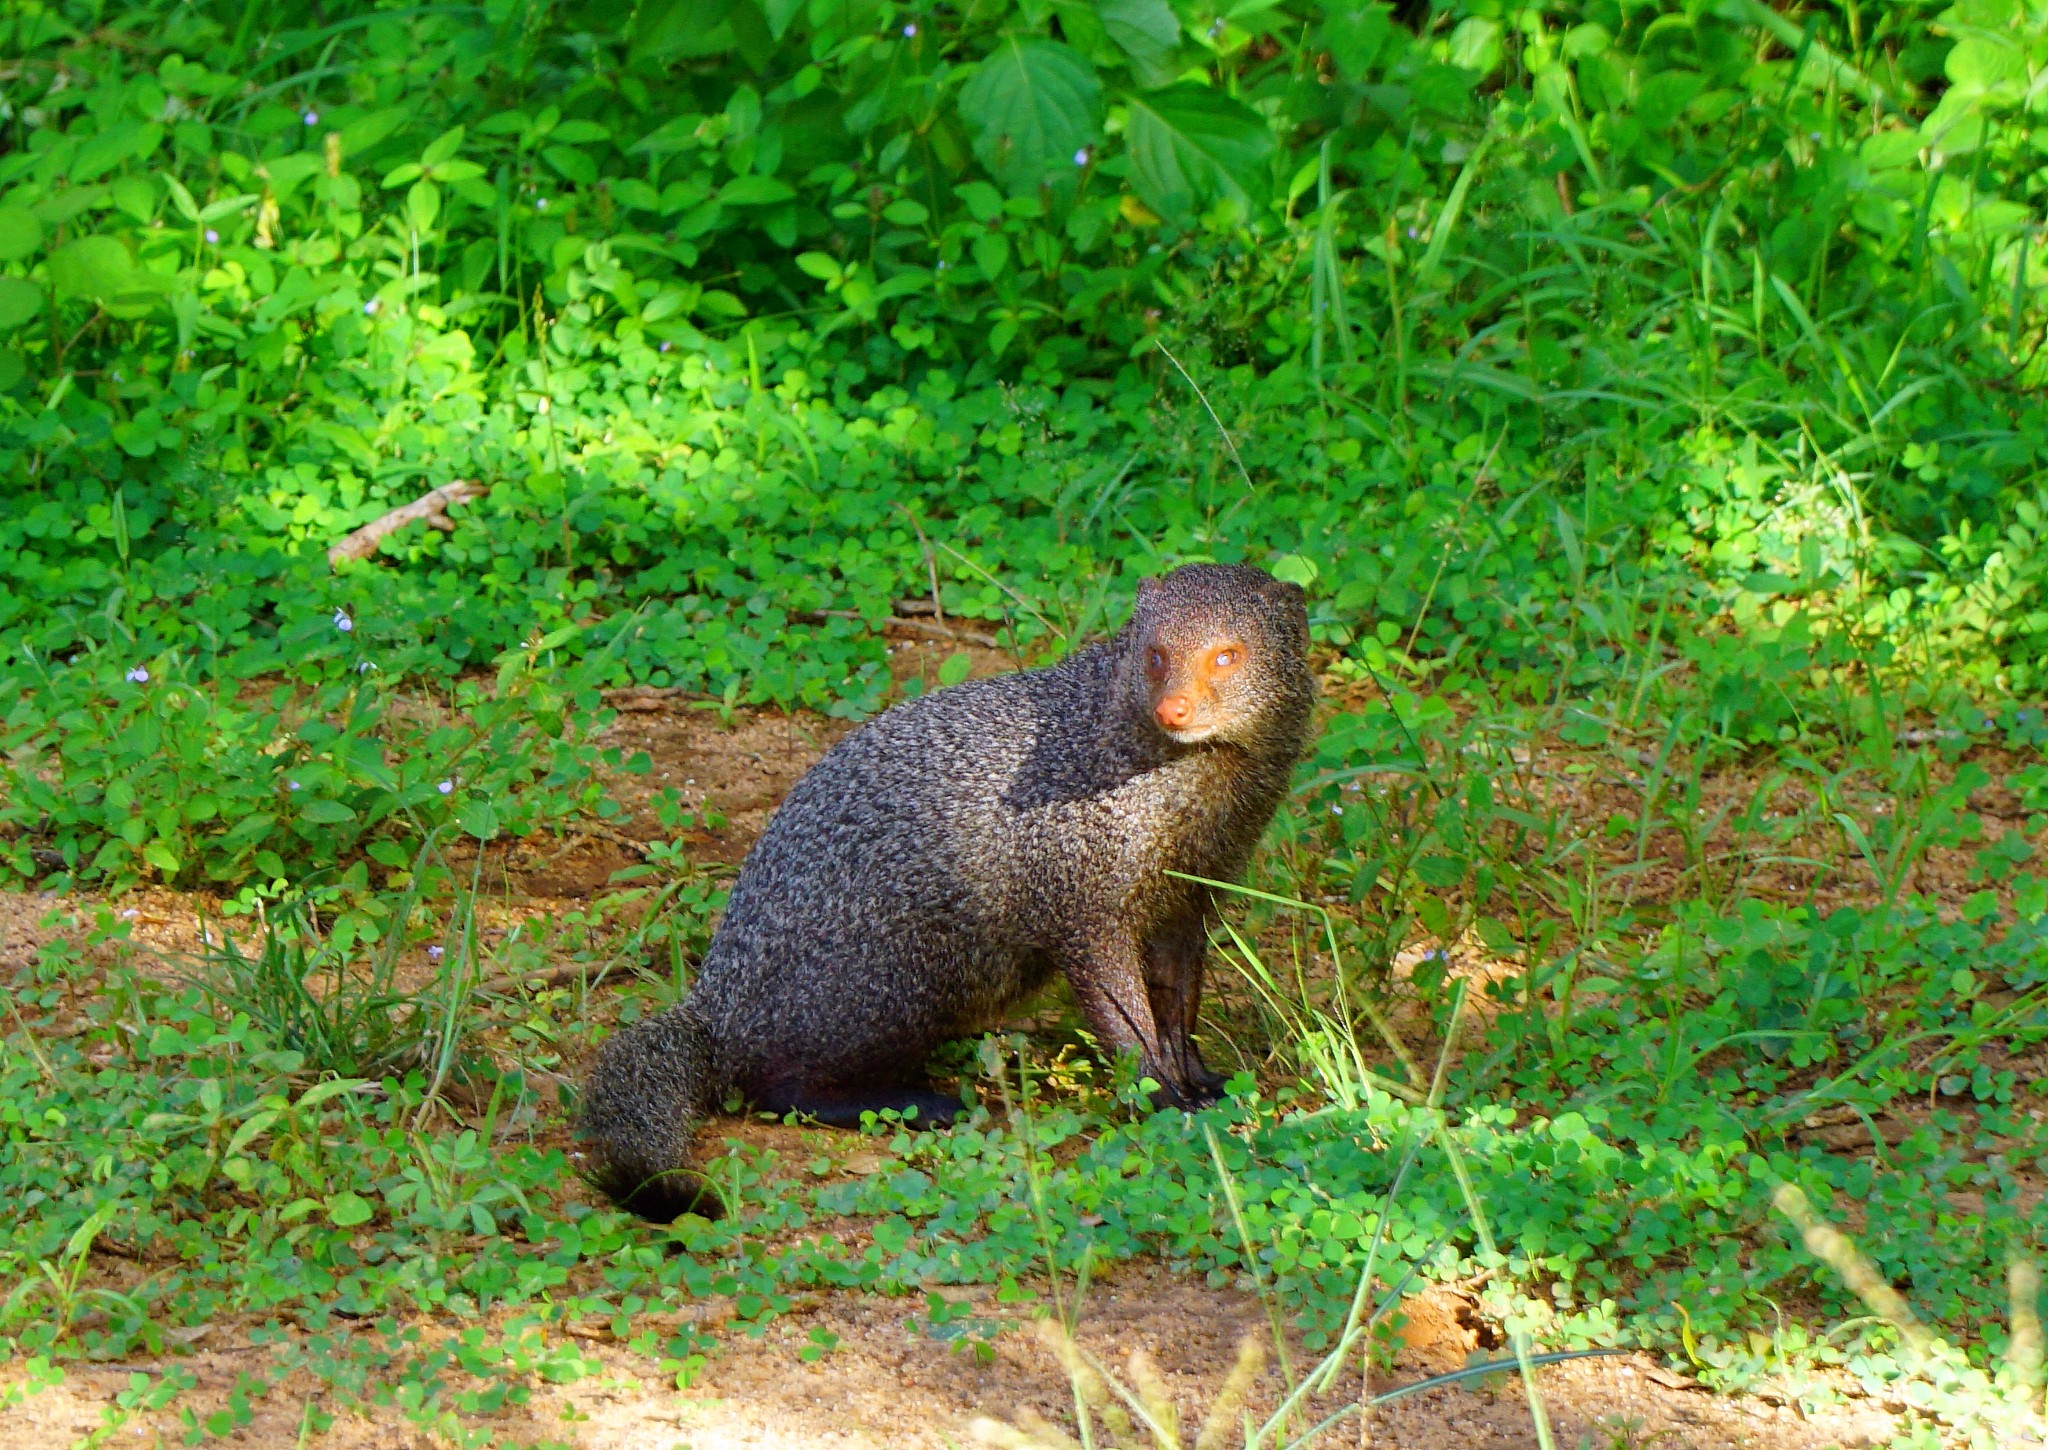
[579,563,1315,1221]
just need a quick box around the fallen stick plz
[328,478,489,567]
[801,608,1002,647]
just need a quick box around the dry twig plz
[328,479,489,567]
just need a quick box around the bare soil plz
[1,677,1996,1448]
[0,1271,1898,1449]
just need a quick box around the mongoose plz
[580,563,1315,1221]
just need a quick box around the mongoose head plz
[1129,564,1313,750]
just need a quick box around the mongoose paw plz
[1143,1072,1225,1113]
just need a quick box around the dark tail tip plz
[586,1164,724,1224]
[576,1003,718,1223]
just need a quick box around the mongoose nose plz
[1155,695,1193,730]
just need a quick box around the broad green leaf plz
[457,797,501,840]
[630,114,708,155]
[1446,17,1502,77]
[1321,6,1393,79]
[718,174,796,206]
[0,277,43,331]
[0,207,45,262]
[631,0,739,63]
[299,798,357,825]
[613,177,662,211]
[1946,34,2024,93]
[407,179,441,232]
[162,175,200,223]
[197,193,259,224]
[262,152,323,201]
[1101,0,1181,89]
[542,146,599,186]
[338,107,410,155]
[110,175,156,223]
[297,1078,371,1108]
[958,38,1101,192]
[973,231,1009,279]
[421,125,467,167]
[49,236,165,316]
[1124,85,1273,224]
[1271,553,1319,587]
[956,181,1004,223]
[795,251,842,283]
[326,1191,373,1228]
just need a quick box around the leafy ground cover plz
[6,0,2048,1444]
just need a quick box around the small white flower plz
[1073,147,1089,166]
[902,22,916,36]
[204,228,218,243]
[356,660,374,673]
[437,780,454,795]
[304,110,319,125]
[363,299,380,315]
[333,609,352,632]
[288,780,302,791]
[427,945,444,961]
[126,666,150,683]
[659,340,672,352]
[535,197,548,211]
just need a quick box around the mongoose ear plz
[1261,578,1307,608]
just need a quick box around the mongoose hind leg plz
[752,1081,966,1130]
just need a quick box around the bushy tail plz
[578,1002,721,1222]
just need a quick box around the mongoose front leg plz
[1059,934,1205,1108]
[1144,918,1228,1104]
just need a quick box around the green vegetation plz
[4,0,2048,1443]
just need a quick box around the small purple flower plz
[659,340,672,352]
[126,666,149,684]
[333,608,352,633]
[1073,147,1089,166]
[204,228,218,243]
[535,197,548,211]
[437,780,454,795]
[288,779,302,791]
[427,945,444,961]
[902,22,916,36]
[356,660,374,673]
[363,299,380,316]
[1406,226,1418,239]
[304,110,319,126]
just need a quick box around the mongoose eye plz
[1212,647,1240,672]
[1147,648,1166,673]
